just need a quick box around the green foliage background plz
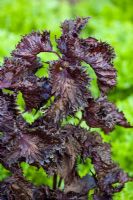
[0,0,133,199]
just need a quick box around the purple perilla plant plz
[0,17,132,200]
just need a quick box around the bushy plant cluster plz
[0,17,132,199]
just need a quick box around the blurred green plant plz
[76,157,95,178]
[21,162,53,188]
[0,0,133,199]
[0,164,11,181]
[21,162,64,190]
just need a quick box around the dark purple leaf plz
[0,93,15,133]
[0,173,35,200]
[0,57,42,89]
[47,60,90,122]
[83,132,130,196]
[12,31,52,62]
[57,17,116,94]
[84,96,132,133]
